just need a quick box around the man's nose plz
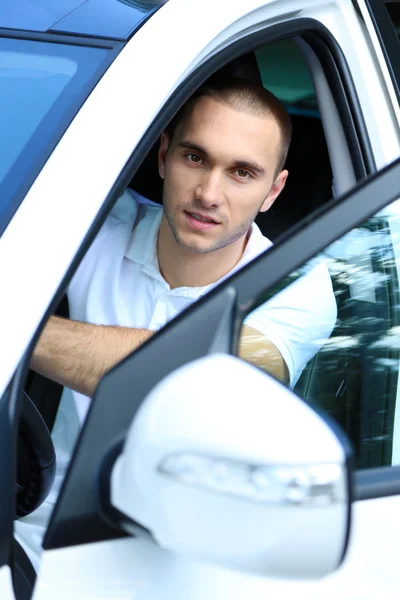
[195,170,224,208]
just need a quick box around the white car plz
[2,0,400,598]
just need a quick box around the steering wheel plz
[15,392,56,519]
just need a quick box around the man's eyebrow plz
[178,140,208,155]
[178,140,265,175]
[232,159,265,176]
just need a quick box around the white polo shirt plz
[15,189,337,570]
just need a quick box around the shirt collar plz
[124,197,273,289]
[125,200,163,271]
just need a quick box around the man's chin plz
[174,233,219,255]
[177,240,216,254]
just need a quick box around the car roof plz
[0,0,164,41]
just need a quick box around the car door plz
[29,157,400,600]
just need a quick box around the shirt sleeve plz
[243,261,337,388]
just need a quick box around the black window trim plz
[6,16,389,550]
[0,28,120,49]
[364,0,400,106]
[355,465,400,500]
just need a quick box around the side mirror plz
[110,354,351,579]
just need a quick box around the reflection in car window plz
[0,51,77,185]
[0,37,109,236]
[243,202,400,470]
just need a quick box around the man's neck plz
[157,215,248,289]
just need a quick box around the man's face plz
[158,95,288,254]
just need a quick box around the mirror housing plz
[110,354,351,579]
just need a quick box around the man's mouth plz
[185,211,220,224]
[184,210,221,231]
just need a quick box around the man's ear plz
[158,130,171,180]
[259,169,288,213]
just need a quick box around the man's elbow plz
[238,325,290,384]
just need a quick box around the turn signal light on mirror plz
[158,452,346,507]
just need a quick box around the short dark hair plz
[166,76,292,173]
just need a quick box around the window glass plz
[0,37,109,236]
[242,201,400,470]
[0,49,76,185]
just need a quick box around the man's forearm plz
[31,316,154,397]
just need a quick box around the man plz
[16,78,337,569]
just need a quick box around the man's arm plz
[31,316,154,397]
[238,325,289,384]
[32,318,288,398]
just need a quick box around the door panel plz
[0,566,14,600]
[34,498,400,600]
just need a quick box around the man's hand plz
[31,316,154,397]
[238,325,289,384]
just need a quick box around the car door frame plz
[362,0,400,107]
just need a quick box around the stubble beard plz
[163,203,257,255]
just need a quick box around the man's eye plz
[187,153,202,163]
[236,169,251,179]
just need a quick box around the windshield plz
[0,36,111,236]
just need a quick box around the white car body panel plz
[0,0,399,597]
[33,495,400,600]
[0,566,14,600]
